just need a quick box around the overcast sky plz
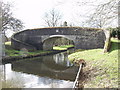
[3,0,116,31]
[3,0,103,29]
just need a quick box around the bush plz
[108,27,120,39]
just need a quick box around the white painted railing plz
[72,64,83,89]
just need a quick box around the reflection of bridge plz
[11,27,106,51]
[12,56,78,81]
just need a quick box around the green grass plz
[5,41,11,45]
[53,45,74,50]
[5,42,74,56]
[4,39,119,88]
[68,38,119,88]
[5,41,51,56]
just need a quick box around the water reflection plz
[1,64,25,88]
[53,52,72,67]
[2,50,78,88]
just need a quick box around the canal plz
[1,49,78,88]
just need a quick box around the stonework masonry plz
[11,27,107,51]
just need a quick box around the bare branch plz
[77,0,118,28]
[1,1,24,36]
[43,8,62,27]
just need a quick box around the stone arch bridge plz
[11,27,107,51]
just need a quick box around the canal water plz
[1,49,78,88]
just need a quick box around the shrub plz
[108,27,120,39]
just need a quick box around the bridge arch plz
[11,27,107,51]
[42,35,75,50]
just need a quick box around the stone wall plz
[11,27,107,51]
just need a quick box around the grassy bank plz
[5,42,74,56]
[53,45,74,50]
[68,38,119,88]
[5,41,52,57]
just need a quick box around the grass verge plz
[5,41,51,56]
[68,38,119,88]
[53,45,74,50]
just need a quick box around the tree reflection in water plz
[53,52,72,67]
[2,50,78,88]
[2,64,25,88]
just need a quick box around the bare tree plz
[119,1,120,27]
[75,0,118,28]
[1,1,24,36]
[0,1,24,56]
[87,0,118,28]
[43,9,62,27]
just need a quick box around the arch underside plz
[42,35,75,50]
